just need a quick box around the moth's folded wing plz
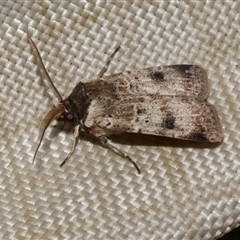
[103,65,209,101]
[85,96,223,142]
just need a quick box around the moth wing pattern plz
[84,95,223,142]
[83,65,222,142]
[102,65,209,101]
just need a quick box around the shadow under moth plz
[28,31,223,174]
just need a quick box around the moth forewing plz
[85,96,223,142]
[100,65,209,101]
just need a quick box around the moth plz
[28,31,223,174]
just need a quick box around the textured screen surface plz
[0,2,240,239]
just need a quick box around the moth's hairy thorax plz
[67,80,120,123]
[66,82,89,121]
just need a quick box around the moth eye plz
[67,113,74,120]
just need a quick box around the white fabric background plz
[0,1,240,239]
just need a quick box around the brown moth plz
[28,31,223,174]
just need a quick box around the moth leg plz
[97,46,121,78]
[60,124,80,167]
[90,132,141,174]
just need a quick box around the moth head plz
[57,99,76,123]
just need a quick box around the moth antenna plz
[60,125,80,167]
[97,46,121,78]
[27,29,63,102]
[33,107,62,163]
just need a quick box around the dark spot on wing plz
[130,83,134,89]
[176,65,193,78]
[187,131,209,141]
[162,114,176,129]
[137,109,142,114]
[137,108,146,115]
[151,72,165,82]
[177,65,192,71]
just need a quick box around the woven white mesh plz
[0,1,240,239]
